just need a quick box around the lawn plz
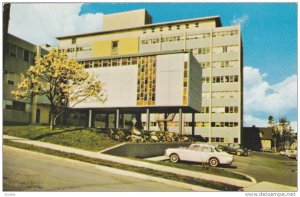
[3,126,120,152]
[144,160,251,181]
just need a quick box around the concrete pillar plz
[146,108,150,131]
[192,112,195,137]
[179,108,183,135]
[116,109,120,129]
[88,109,92,128]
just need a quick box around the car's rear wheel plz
[209,157,219,167]
[236,151,242,156]
[170,154,180,163]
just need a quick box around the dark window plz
[12,101,26,111]
[36,109,40,123]
[10,44,17,57]
[112,41,119,51]
[8,80,14,85]
[24,50,30,62]
[234,138,239,143]
[6,105,12,109]
[71,37,76,44]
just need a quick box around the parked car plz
[164,143,233,167]
[287,150,297,159]
[217,143,249,156]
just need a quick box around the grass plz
[144,160,251,182]
[3,126,119,152]
[3,140,241,191]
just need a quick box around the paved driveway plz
[3,146,192,192]
[224,151,297,187]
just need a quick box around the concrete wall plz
[155,54,184,106]
[103,9,149,31]
[103,143,191,158]
[74,65,138,108]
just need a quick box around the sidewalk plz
[4,135,255,189]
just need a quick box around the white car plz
[165,143,234,167]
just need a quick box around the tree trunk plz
[50,113,55,130]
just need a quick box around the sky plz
[7,2,298,132]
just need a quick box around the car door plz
[185,144,202,162]
[199,146,215,163]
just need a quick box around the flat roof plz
[57,15,221,40]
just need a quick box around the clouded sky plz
[8,3,298,131]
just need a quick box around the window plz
[112,41,119,51]
[201,107,209,113]
[10,43,17,57]
[30,52,35,64]
[143,29,147,34]
[151,27,155,32]
[176,25,180,30]
[71,37,76,44]
[195,23,199,28]
[234,138,239,143]
[168,25,172,31]
[24,49,30,62]
[185,24,189,29]
[8,80,14,85]
[18,47,24,59]
[12,101,26,111]
[6,104,12,109]
[160,27,163,32]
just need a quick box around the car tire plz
[236,151,242,156]
[170,154,180,163]
[244,152,248,156]
[209,157,219,167]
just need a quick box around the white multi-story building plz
[55,9,243,143]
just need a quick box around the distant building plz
[3,34,50,125]
[243,126,273,151]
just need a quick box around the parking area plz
[225,151,297,187]
[159,151,297,187]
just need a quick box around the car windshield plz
[215,147,223,152]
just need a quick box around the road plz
[225,151,297,186]
[3,146,191,192]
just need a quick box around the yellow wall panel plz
[119,37,139,54]
[92,40,112,56]
[92,37,139,57]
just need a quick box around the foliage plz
[268,116,295,150]
[12,50,106,130]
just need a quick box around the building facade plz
[3,34,50,125]
[55,9,243,143]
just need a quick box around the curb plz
[4,145,216,192]
[3,135,254,188]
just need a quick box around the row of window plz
[136,56,156,106]
[145,23,196,34]
[6,101,26,111]
[202,90,239,99]
[79,57,140,69]
[205,137,239,143]
[183,62,188,105]
[200,106,239,114]
[212,45,239,53]
[202,75,239,83]
[200,60,239,69]
[143,23,239,37]
[152,121,239,127]
[7,42,35,63]
[59,46,92,53]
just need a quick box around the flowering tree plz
[12,50,106,130]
